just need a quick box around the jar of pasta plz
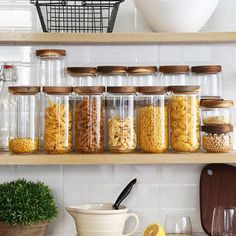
[74,86,105,153]
[137,86,169,153]
[106,86,137,153]
[170,86,200,153]
[43,86,73,154]
[9,86,40,154]
[36,49,66,86]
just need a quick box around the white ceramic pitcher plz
[66,203,139,236]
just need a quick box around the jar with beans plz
[170,86,200,153]
[74,86,105,153]
[106,86,137,153]
[137,86,169,153]
[202,125,233,153]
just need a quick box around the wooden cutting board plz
[200,164,236,235]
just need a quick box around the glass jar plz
[201,99,233,125]
[191,65,222,98]
[36,49,66,86]
[106,86,137,153]
[43,86,73,154]
[97,66,126,87]
[170,86,200,153]
[127,66,157,86]
[159,66,190,86]
[74,86,105,153]
[202,125,233,153]
[137,86,169,153]
[8,87,40,154]
[67,67,98,87]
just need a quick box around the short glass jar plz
[159,66,190,86]
[202,125,233,153]
[36,49,66,86]
[137,86,169,153]
[43,86,73,154]
[106,86,137,153]
[127,66,157,86]
[74,86,105,153]
[9,86,40,154]
[170,86,200,153]
[97,66,126,87]
[201,99,233,125]
[191,65,222,98]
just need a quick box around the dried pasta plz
[9,138,39,154]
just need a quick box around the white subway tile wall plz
[0,0,236,235]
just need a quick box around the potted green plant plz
[0,179,58,236]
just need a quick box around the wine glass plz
[211,206,236,236]
[164,215,192,236]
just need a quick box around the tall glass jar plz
[191,65,222,98]
[137,86,169,153]
[43,87,73,154]
[127,66,157,86]
[74,86,105,153]
[36,49,66,86]
[106,86,137,153]
[97,66,126,87]
[170,86,200,153]
[159,66,190,86]
[8,87,40,154]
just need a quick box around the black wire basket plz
[30,0,125,33]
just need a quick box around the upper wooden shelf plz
[2,32,236,45]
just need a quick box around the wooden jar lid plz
[74,86,105,94]
[127,66,157,75]
[159,65,190,74]
[191,65,222,74]
[137,86,168,94]
[97,66,127,75]
[9,86,40,95]
[169,85,200,93]
[67,67,97,76]
[200,99,234,108]
[43,86,73,95]
[202,125,233,134]
[36,49,66,58]
[107,86,136,94]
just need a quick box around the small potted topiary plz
[0,179,58,236]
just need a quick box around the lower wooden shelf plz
[0,152,236,165]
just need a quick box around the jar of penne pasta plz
[43,86,73,154]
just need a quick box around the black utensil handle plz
[113,178,137,210]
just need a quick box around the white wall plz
[0,0,236,235]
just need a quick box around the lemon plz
[143,224,166,236]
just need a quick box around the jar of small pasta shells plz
[9,86,40,154]
[170,86,200,153]
[43,86,73,154]
[106,86,137,153]
[74,86,105,153]
[137,86,169,153]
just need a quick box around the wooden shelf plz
[2,32,236,45]
[0,152,236,165]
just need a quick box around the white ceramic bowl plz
[133,0,219,32]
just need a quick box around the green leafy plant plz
[0,179,58,225]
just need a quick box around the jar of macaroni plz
[137,86,169,153]
[159,66,190,86]
[43,86,73,154]
[127,66,157,86]
[170,86,200,153]
[74,86,105,153]
[36,49,66,86]
[8,86,40,154]
[97,66,126,87]
[201,99,233,125]
[191,65,222,98]
[106,86,137,153]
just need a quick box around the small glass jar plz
[202,125,233,153]
[127,66,157,86]
[137,86,169,153]
[74,86,105,153]
[191,65,222,98]
[170,86,200,153]
[159,66,190,86]
[43,86,73,154]
[97,66,126,87]
[9,86,40,154]
[201,99,233,125]
[36,49,66,86]
[106,86,137,153]
[66,67,99,87]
